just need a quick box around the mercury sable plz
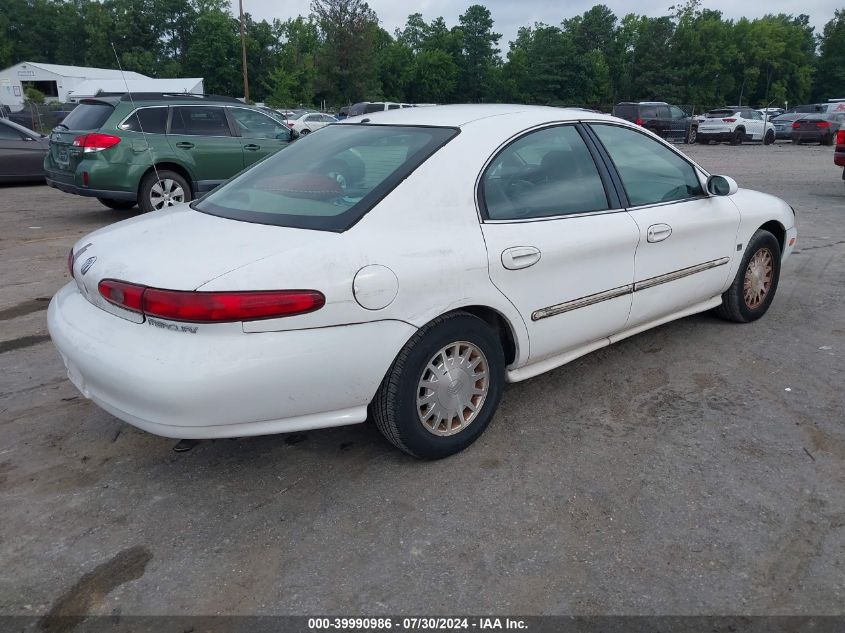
[49,105,797,459]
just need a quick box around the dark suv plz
[612,101,698,143]
[44,93,293,212]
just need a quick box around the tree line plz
[1,0,844,111]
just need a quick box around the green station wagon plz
[44,93,293,212]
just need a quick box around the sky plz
[239,0,841,50]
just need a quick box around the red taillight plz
[837,130,845,145]
[68,248,74,279]
[98,279,324,322]
[98,279,145,313]
[816,121,831,128]
[287,122,294,128]
[73,133,121,153]
[792,121,801,128]
[722,118,736,123]
[634,118,643,126]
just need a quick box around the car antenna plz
[111,42,162,199]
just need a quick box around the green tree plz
[456,5,501,102]
[815,9,845,100]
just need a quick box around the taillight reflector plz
[73,133,121,153]
[98,279,324,322]
[635,118,643,126]
[816,121,831,128]
[792,121,801,128]
[722,118,736,123]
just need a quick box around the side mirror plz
[707,175,738,196]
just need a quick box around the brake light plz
[68,248,74,279]
[837,130,845,145]
[816,121,831,128]
[792,121,801,128]
[287,122,294,128]
[98,279,144,313]
[98,279,324,322]
[635,118,643,126]
[722,118,736,123]
[73,133,121,153]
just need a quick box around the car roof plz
[340,104,615,129]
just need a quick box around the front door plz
[478,124,640,364]
[589,123,740,327]
[228,107,291,168]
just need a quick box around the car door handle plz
[647,223,673,243]
[175,142,194,149]
[244,144,260,151]
[501,246,541,270]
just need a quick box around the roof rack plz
[118,93,243,103]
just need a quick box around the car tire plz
[97,197,136,210]
[371,311,505,459]
[300,128,311,135]
[822,133,834,146]
[138,169,191,214]
[713,229,781,323]
[730,129,743,145]
[764,130,775,145]
[685,127,697,144]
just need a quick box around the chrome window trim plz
[484,207,628,224]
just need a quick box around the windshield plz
[194,124,458,232]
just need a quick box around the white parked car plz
[288,112,337,135]
[698,107,776,145]
[49,105,797,459]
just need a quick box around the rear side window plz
[481,125,608,220]
[195,124,458,231]
[170,106,231,136]
[364,103,385,114]
[59,102,113,131]
[591,124,703,207]
[119,107,168,134]
[640,104,660,118]
[613,104,637,120]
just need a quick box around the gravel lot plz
[1,142,843,618]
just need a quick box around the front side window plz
[364,103,385,114]
[195,124,458,231]
[119,107,168,134]
[170,106,231,136]
[229,108,288,139]
[0,123,24,140]
[481,125,609,220]
[670,106,686,119]
[590,124,704,207]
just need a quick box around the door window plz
[0,123,25,140]
[170,106,231,136]
[590,124,704,207]
[481,125,609,220]
[119,107,168,134]
[670,106,686,119]
[229,108,288,139]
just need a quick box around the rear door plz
[668,105,688,141]
[228,107,291,168]
[0,121,46,178]
[167,105,244,193]
[743,110,764,140]
[479,123,640,364]
[588,123,740,327]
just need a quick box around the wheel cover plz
[689,128,696,142]
[744,247,774,309]
[149,178,185,210]
[416,341,490,437]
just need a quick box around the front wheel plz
[685,127,697,144]
[300,128,311,135]
[371,312,505,459]
[730,129,743,145]
[713,229,781,323]
[764,130,775,145]
[822,133,834,146]
[138,170,191,214]
[97,197,136,210]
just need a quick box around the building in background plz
[67,78,204,101]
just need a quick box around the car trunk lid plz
[48,99,115,173]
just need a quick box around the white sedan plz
[288,112,337,135]
[49,105,797,459]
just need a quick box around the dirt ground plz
[1,141,843,617]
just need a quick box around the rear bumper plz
[48,282,416,439]
[792,131,828,143]
[46,175,136,200]
[697,131,735,142]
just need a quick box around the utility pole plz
[239,0,250,102]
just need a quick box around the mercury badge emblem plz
[80,256,97,276]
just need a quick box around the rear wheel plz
[822,133,834,146]
[714,229,781,323]
[138,170,191,214]
[730,128,743,145]
[791,137,800,145]
[97,197,136,210]
[764,130,775,145]
[300,128,311,135]
[371,312,505,459]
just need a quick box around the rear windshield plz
[706,109,738,118]
[59,102,113,131]
[194,124,458,232]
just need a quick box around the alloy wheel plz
[149,178,185,210]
